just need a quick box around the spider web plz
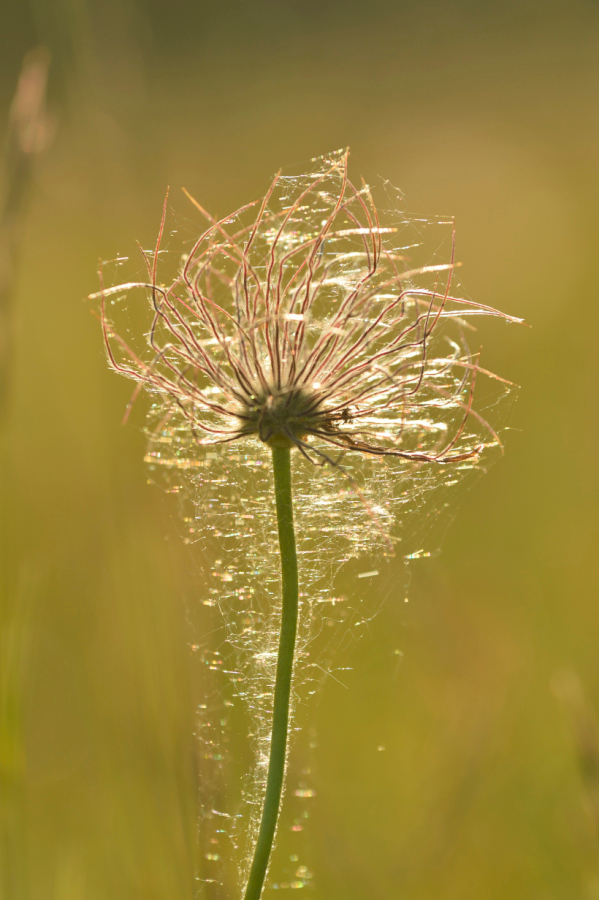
[98,150,517,895]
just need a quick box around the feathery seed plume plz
[98,150,519,538]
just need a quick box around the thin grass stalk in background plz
[0,48,53,900]
[552,671,599,849]
[0,48,53,410]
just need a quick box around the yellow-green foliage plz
[2,2,599,898]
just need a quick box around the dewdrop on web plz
[94,149,521,897]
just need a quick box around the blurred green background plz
[2,0,599,897]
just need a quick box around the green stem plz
[243,445,299,900]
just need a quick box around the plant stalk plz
[243,445,299,900]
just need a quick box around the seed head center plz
[239,387,323,448]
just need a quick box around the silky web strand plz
[96,149,520,894]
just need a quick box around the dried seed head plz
[95,152,521,879]
[97,149,520,483]
[236,386,327,447]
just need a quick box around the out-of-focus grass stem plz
[1,48,52,900]
[552,670,599,871]
[0,47,53,413]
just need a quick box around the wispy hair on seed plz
[96,149,519,539]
